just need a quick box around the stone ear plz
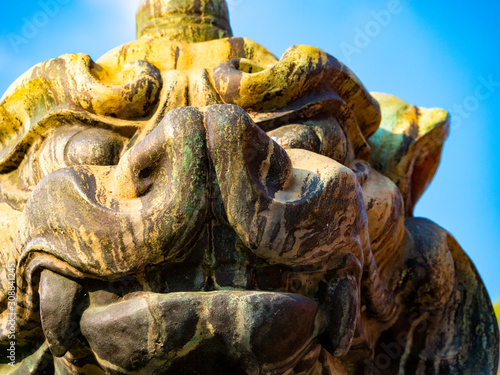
[368,93,450,216]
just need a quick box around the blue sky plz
[0,0,499,302]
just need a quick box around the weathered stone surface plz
[0,0,497,374]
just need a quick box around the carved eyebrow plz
[211,46,382,140]
[251,95,372,161]
[0,110,140,174]
[0,55,161,173]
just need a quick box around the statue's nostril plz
[138,165,156,180]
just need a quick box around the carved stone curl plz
[0,0,498,374]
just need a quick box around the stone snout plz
[21,104,367,373]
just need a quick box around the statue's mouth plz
[80,290,323,375]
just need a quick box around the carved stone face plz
[0,1,498,374]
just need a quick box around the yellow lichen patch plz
[0,54,162,173]
[96,37,277,75]
[0,202,22,299]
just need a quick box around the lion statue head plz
[0,0,498,374]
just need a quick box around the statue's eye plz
[37,127,128,180]
[266,116,348,164]
[304,116,348,164]
[64,128,126,166]
[267,125,322,153]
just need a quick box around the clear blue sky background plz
[0,0,498,302]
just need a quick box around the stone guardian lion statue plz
[0,0,498,374]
